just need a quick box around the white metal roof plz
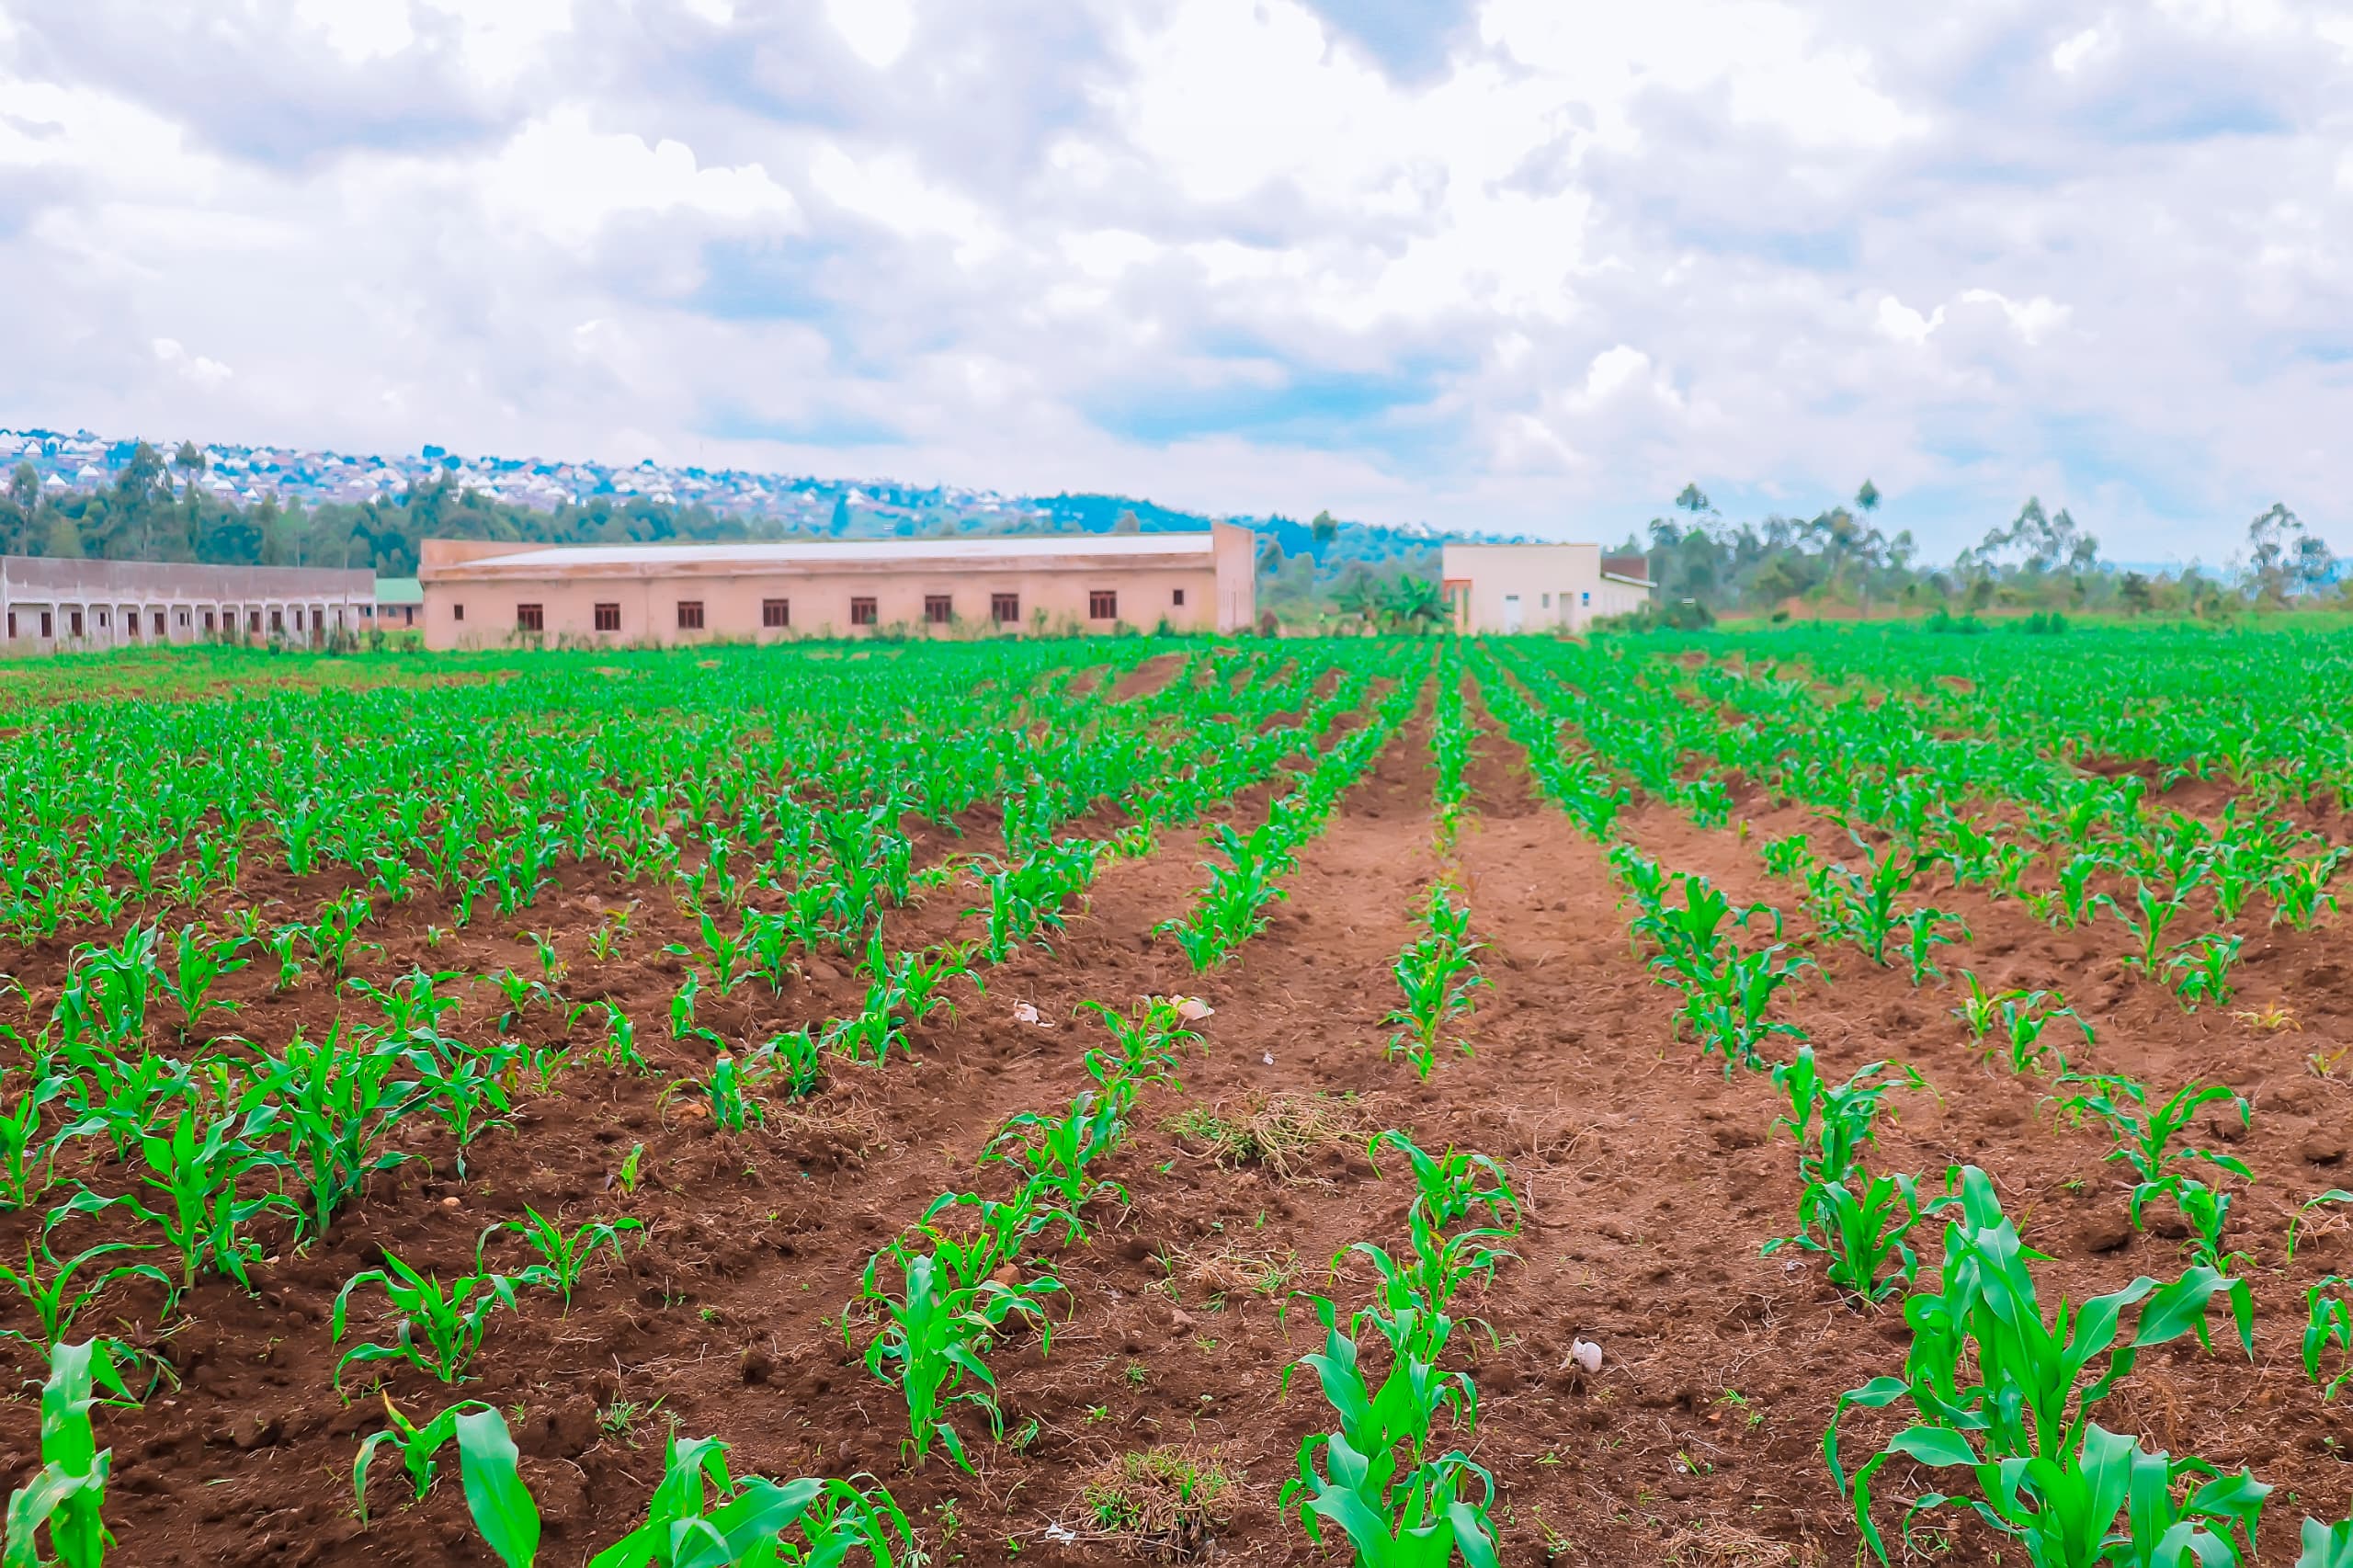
[454,533,1215,570]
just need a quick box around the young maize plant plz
[1157,820,1298,971]
[0,1073,66,1211]
[257,1023,422,1240]
[56,1096,299,1291]
[396,1028,517,1179]
[2056,1076,2253,1209]
[1828,1165,2252,1563]
[158,924,248,1040]
[1279,1134,1515,1568]
[1768,1047,1921,1219]
[1763,1173,1930,1304]
[480,1207,642,1310]
[1381,885,1487,1080]
[856,1231,1061,1471]
[54,928,162,1051]
[1949,973,2091,1075]
[1,1340,136,1568]
[2095,880,2196,977]
[331,1250,523,1387]
[2165,933,2243,1010]
[1075,997,1201,1108]
[1280,1294,1501,1568]
[2305,1277,2353,1401]
[983,1092,1130,1214]
[0,1214,173,1350]
[356,1399,914,1568]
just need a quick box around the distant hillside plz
[0,430,1523,623]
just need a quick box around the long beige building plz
[417,526,1258,649]
[1440,541,1653,633]
[0,556,375,654]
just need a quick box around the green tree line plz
[1620,483,2342,623]
[1,442,756,575]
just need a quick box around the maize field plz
[0,625,2350,1567]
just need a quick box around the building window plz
[155,611,167,634]
[40,612,52,639]
[69,610,83,637]
[849,597,878,627]
[924,595,951,625]
[1581,591,1590,606]
[97,609,108,630]
[203,610,214,631]
[4,613,12,639]
[270,609,284,633]
[991,592,1019,624]
[248,610,262,633]
[1172,587,1186,607]
[762,599,789,628]
[404,607,415,626]
[126,612,139,637]
[676,600,704,630]
[517,604,545,633]
[1088,589,1118,621]
[595,603,621,632]
[1541,593,1551,608]
[312,608,324,632]
[452,604,465,623]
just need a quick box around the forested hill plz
[0,436,1495,580]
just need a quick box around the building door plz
[1502,594,1522,633]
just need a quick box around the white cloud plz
[2050,25,2109,73]
[1,0,2350,560]
[1875,296,1945,344]
[1959,289,2073,347]
[809,142,999,263]
[153,338,233,385]
[826,0,915,68]
[478,109,801,248]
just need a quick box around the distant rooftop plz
[449,534,1217,571]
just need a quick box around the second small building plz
[417,527,1259,650]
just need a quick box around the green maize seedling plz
[857,1233,1060,1472]
[1770,1047,1919,1215]
[0,1074,65,1212]
[347,969,464,1042]
[1279,1294,1498,1568]
[2058,1075,2251,1192]
[1382,886,1486,1079]
[483,1207,642,1310]
[2165,932,2243,1010]
[258,1024,421,1240]
[2289,1190,2353,1263]
[2306,1277,2353,1401]
[1870,1421,2266,1568]
[158,925,248,1040]
[333,1250,522,1387]
[984,1093,1129,1214]
[398,1029,516,1179]
[1764,1173,1928,1304]
[2,1340,136,1568]
[2095,881,2193,975]
[56,1097,297,1291]
[1896,907,1968,985]
[371,1395,915,1568]
[0,1218,172,1349]
[1829,1165,2251,1561]
[353,1393,500,1525]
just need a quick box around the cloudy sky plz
[3,0,2348,558]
